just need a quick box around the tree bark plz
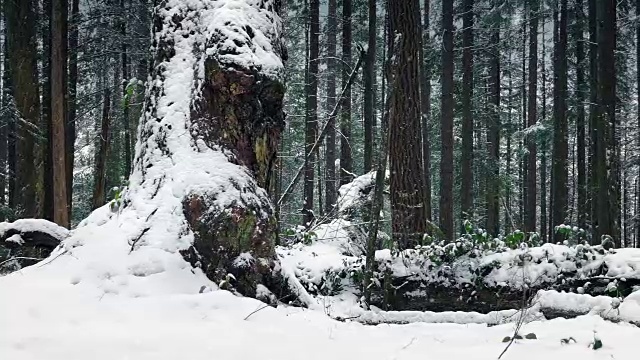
[420,0,432,222]
[303,0,319,226]
[593,1,619,243]
[525,0,538,235]
[363,0,376,173]
[552,0,568,242]
[121,0,132,178]
[2,19,15,212]
[461,0,474,222]
[486,3,500,236]
[594,0,617,245]
[43,0,54,221]
[540,10,549,243]
[575,0,587,229]
[520,19,527,230]
[125,0,288,296]
[389,0,428,249]
[340,0,353,185]
[92,87,110,210]
[51,0,69,227]
[0,4,5,210]
[6,0,41,218]
[439,0,455,242]
[505,50,513,234]
[588,0,597,241]
[324,0,337,215]
[636,0,640,246]
[67,0,79,219]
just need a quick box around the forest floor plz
[1,265,639,359]
[1,214,639,360]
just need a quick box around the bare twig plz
[36,249,69,268]
[243,294,294,321]
[498,262,530,359]
[0,256,44,267]
[129,227,151,253]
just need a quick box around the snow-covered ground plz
[2,228,640,360]
[2,270,639,360]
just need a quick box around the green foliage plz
[555,224,588,245]
[108,181,128,212]
[282,225,316,245]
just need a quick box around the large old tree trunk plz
[121,0,286,297]
[388,0,428,249]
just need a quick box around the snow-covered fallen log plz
[0,219,69,272]
[341,305,544,326]
[536,290,640,326]
[0,219,68,250]
[278,238,640,313]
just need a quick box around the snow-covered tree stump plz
[119,0,287,298]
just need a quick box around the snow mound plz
[537,290,640,325]
[350,306,544,326]
[310,219,366,256]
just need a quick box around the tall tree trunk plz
[487,3,500,236]
[52,0,69,227]
[595,0,618,245]
[461,0,474,221]
[67,0,79,219]
[340,0,353,185]
[324,0,337,215]
[636,0,640,246]
[420,0,432,222]
[92,86,110,210]
[0,7,5,209]
[303,0,319,226]
[505,49,513,234]
[439,0,455,242]
[551,0,568,242]
[6,0,41,217]
[525,0,538,235]
[540,9,549,243]
[588,0,597,239]
[575,0,587,229]
[3,19,15,212]
[520,20,527,230]
[389,0,428,249]
[121,0,132,178]
[363,0,376,172]
[43,0,54,221]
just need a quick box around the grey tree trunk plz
[420,0,432,222]
[439,0,455,242]
[6,0,41,217]
[525,0,538,235]
[340,0,353,185]
[303,0,319,226]
[461,0,474,222]
[92,86,110,210]
[324,0,337,215]
[363,0,376,173]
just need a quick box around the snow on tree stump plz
[118,0,289,300]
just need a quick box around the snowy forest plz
[2,0,640,359]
